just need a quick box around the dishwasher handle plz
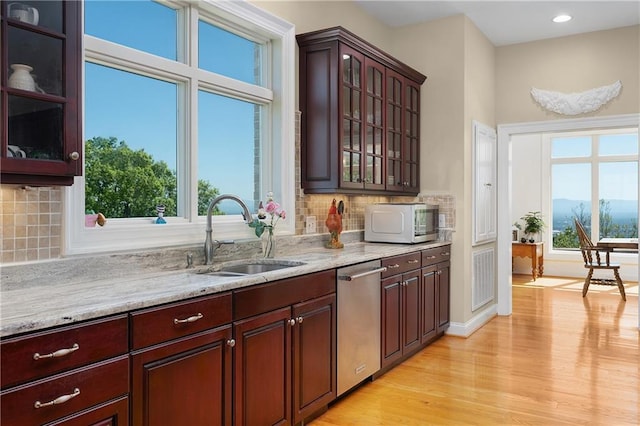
[338,267,387,281]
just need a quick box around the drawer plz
[0,355,129,426]
[1,315,128,389]
[131,292,232,350]
[422,245,451,266]
[381,252,422,278]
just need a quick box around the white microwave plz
[364,203,439,244]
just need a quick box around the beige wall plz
[496,25,640,123]
[254,0,393,50]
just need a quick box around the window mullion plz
[592,135,600,240]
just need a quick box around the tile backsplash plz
[1,185,63,263]
[1,111,455,264]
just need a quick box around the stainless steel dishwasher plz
[337,259,386,396]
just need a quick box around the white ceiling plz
[354,1,640,46]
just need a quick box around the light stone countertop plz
[1,237,451,338]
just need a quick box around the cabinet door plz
[421,266,437,344]
[1,1,82,185]
[234,307,292,426]
[292,294,336,424]
[131,326,233,426]
[339,45,365,190]
[385,70,404,192]
[380,275,402,368]
[402,270,421,354]
[363,58,385,190]
[437,262,451,333]
[403,79,421,193]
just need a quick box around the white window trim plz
[64,0,295,256]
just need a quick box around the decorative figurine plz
[155,205,166,224]
[325,199,344,249]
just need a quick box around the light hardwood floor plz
[311,275,639,426]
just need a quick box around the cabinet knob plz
[296,316,304,324]
[68,151,80,161]
[226,339,236,347]
[288,318,296,326]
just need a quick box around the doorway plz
[496,114,640,326]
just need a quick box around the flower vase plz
[261,230,275,258]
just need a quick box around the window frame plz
[544,127,639,251]
[65,0,295,255]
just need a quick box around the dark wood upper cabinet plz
[1,1,82,186]
[297,26,426,195]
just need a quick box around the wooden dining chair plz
[574,218,626,301]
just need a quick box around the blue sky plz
[551,133,638,201]
[84,0,259,204]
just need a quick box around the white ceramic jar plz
[8,64,36,91]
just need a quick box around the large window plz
[66,0,295,254]
[550,129,638,249]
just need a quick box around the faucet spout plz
[204,194,253,265]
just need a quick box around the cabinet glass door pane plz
[342,119,351,149]
[8,27,63,96]
[342,55,361,86]
[8,96,63,160]
[7,1,62,32]
[343,152,361,183]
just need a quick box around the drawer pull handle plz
[426,255,437,259]
[387,264,400,269]
[34,388,80,408]
[174,313,203,325]
[441,252,450,256]
[33,343,79,360]
[407,259,419,264]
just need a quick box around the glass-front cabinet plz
[297,26,426,195]
[1,1,81,186]
[340,47,386,191]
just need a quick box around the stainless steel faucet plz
[204,194,253,265]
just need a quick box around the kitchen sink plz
[195,260,306,277]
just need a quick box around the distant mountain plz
[552,198,638,230]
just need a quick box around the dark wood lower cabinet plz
[381,270,421,369]
[233,293,337,426]
[292,294,336,425]
[380,245,452,373]
[131,326,233,426]
[232,270,337,426]
[436,261,451,334]
[234,307,292,426]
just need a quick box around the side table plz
[512,242,544,281]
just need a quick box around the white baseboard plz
[446,303,498,337]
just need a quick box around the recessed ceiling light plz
[553,14,572,23]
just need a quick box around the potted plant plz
[521,211,545,242]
